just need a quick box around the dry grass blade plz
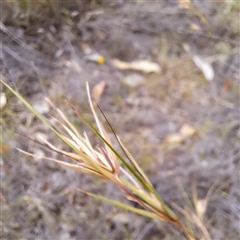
[172,202,210,240]
[116,135,152,186]
[86,83,119,175]
[92,80,106,103]
[93,104,177,224]
[95,102,159,195]
[65,100,148,188]
[46,97,87,144]
[121,179,163,213]
[2,78,200,240]
[16,149,107,179]
[76,188,164,220]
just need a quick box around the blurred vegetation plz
[2,0,103,26]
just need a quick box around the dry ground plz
[1,1,239,239]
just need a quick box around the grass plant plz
[2,78,212,240]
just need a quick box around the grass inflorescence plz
[2,77,212,240]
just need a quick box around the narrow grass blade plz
[66,100,151,191]
[76,188,162,220]
[86,83,119,174]
[151,187,178,221]
[37,136,83,162]
[51,115,95,159]
[94,98,177,220]
[117,136,152,186]
[123,177,177,222]
[46,98,89,148]
[1,80,60,138]
[17,149,109,179]
[1,81,82,159]
[1,80,116,180]
[121,178,164,212]
[95,101,152,188]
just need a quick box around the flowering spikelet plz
[2,78,201,240]
[18,84,119,180]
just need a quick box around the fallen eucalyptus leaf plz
[180,124,196,137]
[183,44,214,81]
[112,59,161,74]
[92,81,106,102]
[192,55,214,81]
[165,134,184,144]
[189,23,201,31]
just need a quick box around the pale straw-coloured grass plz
[2,77,211,240]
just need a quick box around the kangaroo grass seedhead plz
[1,78,200,240]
